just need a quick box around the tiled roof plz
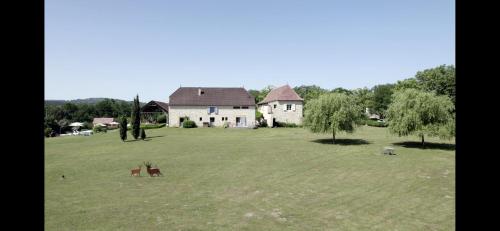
[92,118,115,124]
[258,85,303,104]
[169,87,255,106]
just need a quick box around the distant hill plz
[45,98,146,106]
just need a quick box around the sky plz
[45,0,455,102]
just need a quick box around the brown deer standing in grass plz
[144,161,163,177]
[130,165,142,176]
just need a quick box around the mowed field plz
[45,126,455,231]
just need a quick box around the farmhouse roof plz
[169,87,255,106]
[258,85,303,104]
[141,101,169,112]
[92,117,115,124]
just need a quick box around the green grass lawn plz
[45,126,455,231]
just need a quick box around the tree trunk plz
[421,135,425,148]
[332,132,336,144]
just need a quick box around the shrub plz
[255,111,263,120]
[140,123,166,130]
[82,122,93,130]
[93,125,108,133]
[364,119,388,127]
[258,120,268,127]
[182,120,197,128]
[223,121,229,128]
[45,128,53,137]
[157,114,167,123]
[275,122,300,128]
[140,128,146,140]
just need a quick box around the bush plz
[182,120,197,128]
[223,121,229,128]
[275,122,300,128]
[82,122,93,130]
[157,114,167,123]
[93,125,108,133]
[258,120,268,127]
[364,119,388,127]
[45,128,53,137]
[255,111,263,120]
[140,123,166,130]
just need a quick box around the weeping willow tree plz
[303,93,363,144]
[386,89,455,147]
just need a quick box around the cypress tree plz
[140,128,146,140]
[131,95,141,139]
[119,116,127,141]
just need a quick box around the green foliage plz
[394,78,421,91]
[131,95,141,139]
[182,120,197,128]
[386,89,455,145]
[45,128,53,137]
[351,88,375,113]
[371,84,395,117]
[223,121,229,128]
[364,119,388,127]
[140,123,166,129]
[331,87,352,95]
[293,85,329,105]
[140,128,146,140]
[119,117,127,141]
[303,93,363,143]
[93,125,107,133]
[157,114,167,123]
[258,120,268,127]
[415,65,455,105]
[255,110,263,120]
[248,85,275,103]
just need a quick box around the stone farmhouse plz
[257,85,304,127]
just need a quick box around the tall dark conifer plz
[119,116,127,141]
[131,95,141,139]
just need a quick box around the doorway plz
[236,117,247,127]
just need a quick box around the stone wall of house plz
[258,100,303,126]
[169,105,256,128]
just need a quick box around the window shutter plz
[215,107,218,115]
[283,104,287,111]
[292,104,296,111]
[207,107,210,114]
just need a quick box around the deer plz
[130,165,142,176]
[144,161,163,177]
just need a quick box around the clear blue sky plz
[45,0,455,102]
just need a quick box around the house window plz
[222,117,224,121]
[233,106,240,109]
[273,104,277,109]
[286,104,292,110]
[199,117,202,121]
[242,106,249,109]
[209,106,217,113]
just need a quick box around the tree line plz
[299,65,455,146]
[45,99,134,134]
[248,64,455,118]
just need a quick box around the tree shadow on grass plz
[124,135,164,142]
[311,138,370,145]
[392,141,455,151]
[147,135,164,139]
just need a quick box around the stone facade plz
[169,105,256,128]
[258,100,303,126]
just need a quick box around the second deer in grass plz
[131,165,141,176]
[144,161,162,177]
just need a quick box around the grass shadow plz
[311,138,370,145]
[392,141,455,151]
[147,135,164,139]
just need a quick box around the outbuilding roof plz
[258,85,303,104]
